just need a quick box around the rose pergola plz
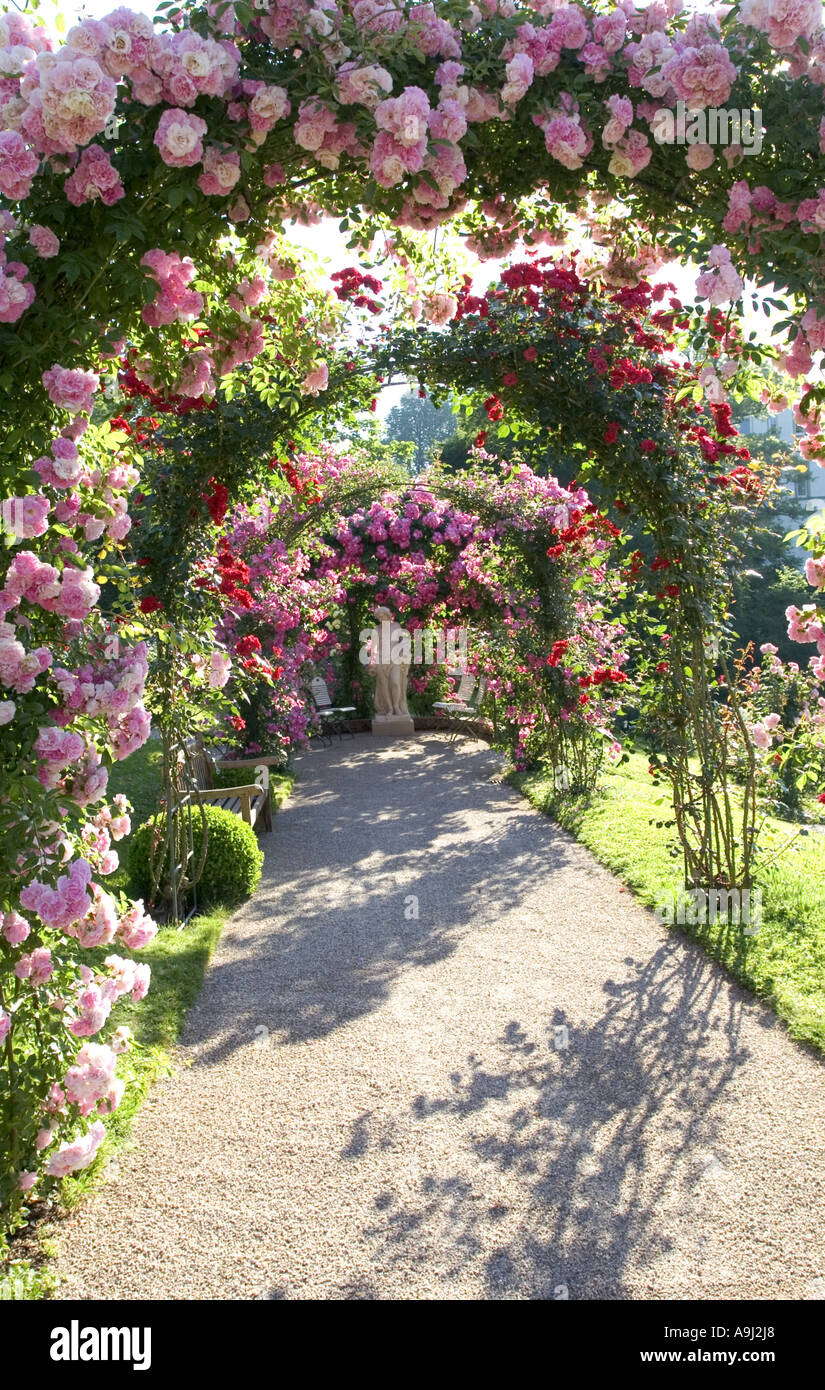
[2,0,825,1219]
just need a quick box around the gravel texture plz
[55,734,825,1300]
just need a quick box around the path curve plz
[56,735,825,1300]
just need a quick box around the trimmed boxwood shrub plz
[128,804,264,908]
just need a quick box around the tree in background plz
[384,392,460,474]
[727,397,811,660]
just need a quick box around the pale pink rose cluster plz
[49,642,151,760]
[197,143,240,196]
[376,84,430,147]
[0,492,49,538]
[28,222,59,257]
[19,46,117,155]
[258,0,314,50]
[0,624,52,694]
[14,945,54,984]
[64,1042,122,1116]
[140,247,203,326]
[105,952,151,1000]
[241,79,291,140]
[80,9,154,81]
[0,129,38,200]
[786,602,825,647]
[0,233,35,322]
[64,143,124,205]
[661,41,738,109]
[153,105,207,167]
[695,244,744,307]
[750,711,780,749]
[335,62,393,109]
[69,747,110,806]
[293,97,358,170]
[207,649,232,687]
[739,0,822,52]
[44,1119,105,1178]
[533,101,592,170]
[299,360,329,396]
[2,909,31,946]
[607,127,651,178]
[407,2,462,60]
[147,27,239,107]
[116,899,158,949]
[35,724,86,769]
[352,0,404,39]
[602,92,633,145]
[214,317,265,374]
[797,189,825,234]
[0,1010,10,1045]
[20,857,94,933]
[42,362,98,415]
[228,274,267,312]
[175,346,215,399]
[34,435,84,489]
[723,178,798,238]
[423,291,457,325]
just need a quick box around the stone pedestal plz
[372,714,415,738]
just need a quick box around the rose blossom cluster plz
[140,247,204,326]
[0,549,100,622]
[695,244,745,308]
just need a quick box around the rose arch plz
[2,0,825,1217]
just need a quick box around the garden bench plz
[310,676,356,743]
[433,675,487,741]
[184,737,273,833]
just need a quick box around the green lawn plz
[513,751,825,1055]
[107,737,164,831]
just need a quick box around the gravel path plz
[56,734,825,1300]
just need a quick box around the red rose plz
[139,596,163,613]
[501,372,518,387]
[236,634,262,657]
[640,439,655,454]
[604,422,619,444]
[484,395,504,421]
[523,347,538,362]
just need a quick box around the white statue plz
[372,605,410,718]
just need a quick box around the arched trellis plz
[364,257,776,889]
[221,448,628,774]
[2,0,821,1210]
[3,0,825,478]
[124,250,774,892]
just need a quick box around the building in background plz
[738,408,825,558]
